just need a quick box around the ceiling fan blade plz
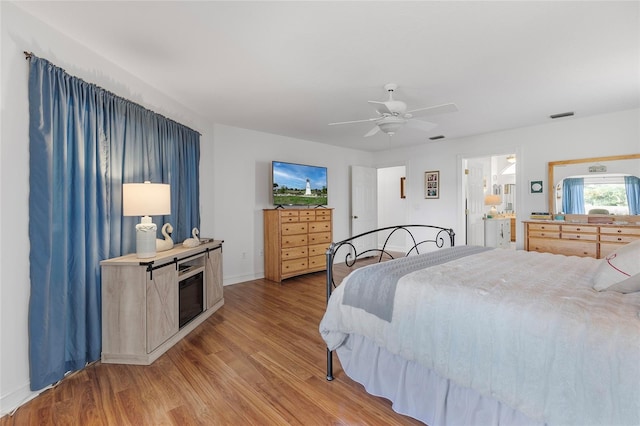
[367,100,392,115]
[363,126,381,137]
[406,119,437,132]
[328,117,379,126]
[406,103,458,118]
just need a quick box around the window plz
[557,175,630,215]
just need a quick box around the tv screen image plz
[272,161,328,206]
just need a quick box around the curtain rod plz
[21,51,202,136]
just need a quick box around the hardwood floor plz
[1,266,422,425]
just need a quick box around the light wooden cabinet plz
[524,221,640,258]
[264,208,333,282]
[101,240,224,365]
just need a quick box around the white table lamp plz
[484,194,502,216]
[123,181,171,258]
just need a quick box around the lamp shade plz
[484,194,502,206]
[123,182,171,216]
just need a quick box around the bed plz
[319,225,640,426]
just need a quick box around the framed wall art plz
[425,171,439,199]
[530,180,544,194]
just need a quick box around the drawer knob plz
[617,230,622,233]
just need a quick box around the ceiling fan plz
[328,83,458,137]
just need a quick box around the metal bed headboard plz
[324,224,455,380]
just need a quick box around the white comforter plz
[320,249,640,425]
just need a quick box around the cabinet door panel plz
[146,267,179,352]
[206,248,223,308]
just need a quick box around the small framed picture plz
[530,180,544,194]
[400,177,406,199]
[425,171,439,199]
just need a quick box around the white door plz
[351,165,377,254]
[466,162,485,246]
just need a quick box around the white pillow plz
[606,273,640,294]
[592,239,640,291]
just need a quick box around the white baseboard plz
[0,382,40,418]
[223,272,263,286]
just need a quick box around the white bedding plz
[320,248,640,425]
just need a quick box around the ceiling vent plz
[550,111,574,119]
[429,135,445,140]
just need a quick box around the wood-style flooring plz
[1,265,422,425]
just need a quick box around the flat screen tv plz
[272,161,328,207]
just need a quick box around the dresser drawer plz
[315,210,332,221]
[600,226,640,236]
[599,243,629,259]
[599,234,640,244]
[308,254,327,269]
[528,237,596,257]
[279,210,299,222]
[281,246,307,260]
[281,234,308,248]
[308,243,330,257]
[528,223,560,232]
[561,225,597,234]
[528,230,560,239]
[309,221,331,233]
[298,210,315,222]
[281,258,308,274]
[281,222,307,235]
[309,232,332,245]
[561,232,597,241]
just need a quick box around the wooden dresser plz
[264,208,333,282]
[524,221,640,258]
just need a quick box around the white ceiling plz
[15,1,640,152]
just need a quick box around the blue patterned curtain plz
[562,178,585,214]
[625,175,640,215]
[28,55,200,391]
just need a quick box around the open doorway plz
[463,154,517,248]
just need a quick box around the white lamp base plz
[136,218,157,258]
[488,206,498,216]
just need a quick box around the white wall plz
[207,124,372,284]
[0,3,372,414]
[371,109,640,248]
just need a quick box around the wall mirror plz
[548,154,640,215]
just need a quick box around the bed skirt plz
[336,334,546,426]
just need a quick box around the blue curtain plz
[625,176,640,215]
[28,55,200,391]
[562,178,585,214]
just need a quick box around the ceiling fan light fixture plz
[378,121,404,135]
